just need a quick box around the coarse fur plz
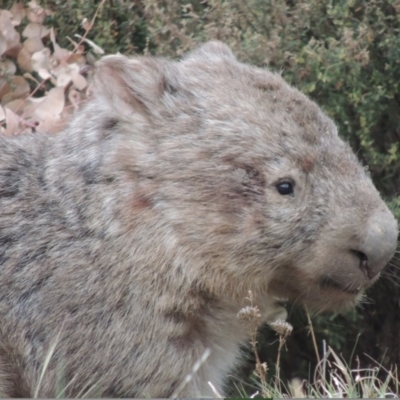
[0,41,397,397]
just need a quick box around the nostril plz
[351,250,372,279]
[356,208,398,281]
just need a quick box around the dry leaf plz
[0,59,16,75]
[27,1,46,24]
[0,78,11,99]
[13,76,30,97]
[9,2,26,26]
[0,1,93,136]
[37,114,67,134]
[12,75,29,97]
[0,33,7,56]
[4,106,19,135]
[0,105,5,122]
[53,63,82,88]
[22,22,41,38]
[22,96,42,118]
[0,10,19,42]
[33,87,65,121]
[4,42,21,58]
[72,71,87,90]
[31,47,51,71]
[3,98,24,113]
[37,68,52,80]
[68,88,81,111]
[17,47,32,71]
[50,27,70,60]
[82,18,92,31]
[55,70,72,87]
[23,36,43,53]
[66,54,86,66]
[1,75,30,105]
[22,22,50,39]
[0,9,21,54]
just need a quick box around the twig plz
[306,307,321,366]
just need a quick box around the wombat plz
[0,41,397,398]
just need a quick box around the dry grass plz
[236,296,400,398]
[15,291,400,398]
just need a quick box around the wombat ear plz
[184,41,236,61]
[94,54,167,118]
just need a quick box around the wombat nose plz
[353,208,398,280]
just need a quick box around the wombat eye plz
[276,181,294,196]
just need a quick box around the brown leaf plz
[31,47,51,71]
[9,2,26,26]
[12,76,30,98]
[4,106,19,136]
[0,10,19,43]
[0,10,21,55]
[0,105,5,122]
[17,47,32,72]
[0,34,7,56]
[72,71,87,90]
[0,78,11,99]
[0,59,16,75]
[4,43,21,58]
[23,36,44,53]
[33,87,65,121]
[20,97,40,118]
[26,1,47,24]
[37,68,52,80]
[2,98,24,114]
[68,88,81,111]
[0,76,30,104]
[22,22,50,39]
[82,18,92,32]
[53,63,83,88]
[22,22,40,38]
[55,70,72,88]
[66,52,86,63]
[50,28,70,60]
[37,114,67,134]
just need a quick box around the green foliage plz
[41,0,149,55]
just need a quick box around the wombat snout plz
[352,207,398,280]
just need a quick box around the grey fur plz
[0,41,397,397]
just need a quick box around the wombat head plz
[92,41,398,313]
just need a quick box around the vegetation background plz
[1,0,400,395]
